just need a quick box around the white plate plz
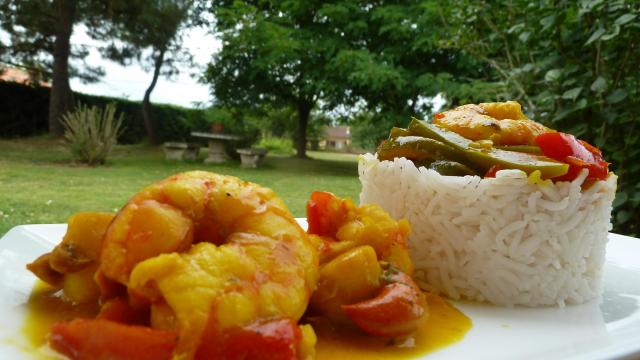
[1,222,640,360]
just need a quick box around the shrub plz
[61,103,124,166]
[256,136,294,155]
[0,82,205,144]
[77,94,197,144]
[442,0,640,236]
[0,81,49,137]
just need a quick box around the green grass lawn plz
[0,137,362,236]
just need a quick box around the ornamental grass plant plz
[62,103,124,166]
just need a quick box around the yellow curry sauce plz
[314,293,471,360]
[22,282,471,360]
[22,282,99,357]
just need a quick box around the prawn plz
[434,101,552,146]
[44,171,319,360]
[306,191,427,338]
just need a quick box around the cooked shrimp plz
[306,191,427,338]
[434,101,552,145]
[48,171,319,360]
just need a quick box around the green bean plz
[429,161,477,176]
[391,119,569,178]
[495,145,543,154]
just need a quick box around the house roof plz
[0,67,50,86]
[324,125,350,140]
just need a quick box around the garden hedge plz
[0,81,209,143]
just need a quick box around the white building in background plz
[322,125,351,151]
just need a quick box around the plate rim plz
[1,223,640,360]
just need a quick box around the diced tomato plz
[535,132,609,181]
[196,318,301,360]
[434,113,445,120]
[50,319,178,360]
[484,165,502,178]
[306,191,346,237]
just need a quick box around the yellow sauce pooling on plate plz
[22,281,98,352]
[22,282,470,359]
[315,293,471,359]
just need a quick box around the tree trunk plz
[142,48,166,145]
[48,0,77,136]
[295,100,312,158]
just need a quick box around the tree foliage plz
[101,0,194,144]
[204,1,483,157]
[0,0,193,141]
[0,0,90,81]
[321,1,490,138]
[443,0,640,234]
[205,1,338,158]
[0,0,124,135]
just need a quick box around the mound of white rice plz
[359,153,617,307]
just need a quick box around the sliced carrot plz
[342,271,427,338]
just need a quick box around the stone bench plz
[237,148,268,168]
[163,142,200,161]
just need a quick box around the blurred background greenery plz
[1,0,638,235]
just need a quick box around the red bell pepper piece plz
[195,318,302,360]
[50,319,178,360]
[484,165,502,178]
[535,132,608,181]
[306,191,346,237]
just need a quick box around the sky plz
[4,24,445,113]
[68,25,447,113]
[69,25,220,108]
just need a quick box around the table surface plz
[191,131,242,141]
